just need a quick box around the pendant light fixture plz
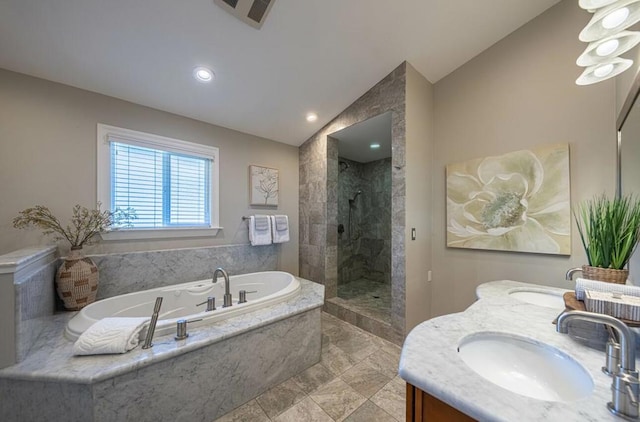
[579,0,640,42]
[576,57,633,85]
[576,30,640,66]
[575,0,639,85]
[579,0,622,11]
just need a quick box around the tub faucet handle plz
[196,296,216,312]
[238,290,257,304]
[175,318,203,341]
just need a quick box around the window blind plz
[111,142,211,228]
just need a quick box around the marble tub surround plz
[0,244,277,370]
[0,246,57,369]
[90,243,278,299]
[399,280,639,421]
[215,312,405,422]
[0,278,324,422]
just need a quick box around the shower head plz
[351,190,362,201]
[339,161,350,172]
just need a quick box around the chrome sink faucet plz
[565,267,582,281]
[213,267,232,307]
[557,310,639,419]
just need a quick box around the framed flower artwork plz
[446,143,570,255]
[249,165,279,206]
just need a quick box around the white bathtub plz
[65,271,301,341]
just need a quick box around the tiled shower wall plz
[338,157,391,285]
[299,62,407,341]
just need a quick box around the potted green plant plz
[13,204,134,310]
[574,194,640,284]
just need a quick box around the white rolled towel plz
[575,277,640,301]
[73,317,148,355]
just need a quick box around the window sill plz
[100,227,222,241]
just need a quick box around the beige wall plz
[405,64,434,331]
[0,69,299,274]
[431,0,616,317]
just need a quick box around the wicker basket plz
[56,247,99,310]
[582,265,629,284]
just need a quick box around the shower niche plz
[331,112,392,324]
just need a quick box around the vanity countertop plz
[399,280,635,422]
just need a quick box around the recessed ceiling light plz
[306,113,318,122]
[193,67,214,83]
[370,143,381,149]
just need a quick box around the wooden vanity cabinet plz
[406,383,477,422]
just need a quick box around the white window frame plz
[97,124,221,240]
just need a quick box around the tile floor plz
[214,312,405,422]
[334,278,392,324]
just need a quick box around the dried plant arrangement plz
[13,204,135,249]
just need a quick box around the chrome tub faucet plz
[213,267,232,307]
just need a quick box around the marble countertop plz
[0,277,324,384]
[399,280,636,422]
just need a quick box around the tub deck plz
[0,278,324,421]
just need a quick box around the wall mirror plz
[618,74,640,198]
[618,69,640,281]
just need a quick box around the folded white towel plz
[270,215,290,243]
[575,277,640,301]
[249,215,272,246]
[73,317,148,356]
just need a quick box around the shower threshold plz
[324,278,400,344]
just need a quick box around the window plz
[97,124,220,240]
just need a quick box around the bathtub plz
[65,271,301,341]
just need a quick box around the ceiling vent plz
[214,0,275,30]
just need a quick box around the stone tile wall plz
[14,261,56,361]
[299,62,407,339]
[0,246,58,368]
[90,244,279,299]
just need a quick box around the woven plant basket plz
[56,247,99,310]
[582,265,628,285]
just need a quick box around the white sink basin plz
[508,288,567,309]
[458,332,593,402]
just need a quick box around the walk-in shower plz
[330,112,392,325]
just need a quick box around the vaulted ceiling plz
[0,0,561,146]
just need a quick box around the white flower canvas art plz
[446,144,571,255]
[250,165,279,206]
